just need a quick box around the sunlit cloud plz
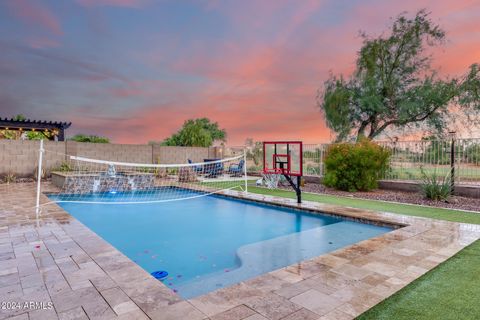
[76,0,149,8]
[5,0,62,35]
[0,0,478,144]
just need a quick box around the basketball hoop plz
[262,141,303,203]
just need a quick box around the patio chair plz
[188,159,203,174]
[203,159,224,178]
[228,159,245,177]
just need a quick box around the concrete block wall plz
[66,141,153,164]
[0,140,38,177]
[153,146,211,164]
[0,140,217,177]
[0,140,65,177]
[42,140,67,174]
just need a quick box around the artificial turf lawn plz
[356,239,480,320]
[246,186,480,319]
[246,186,480,225]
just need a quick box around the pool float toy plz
[151,270,168,280]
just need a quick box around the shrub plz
[0,129,21,140]
[54,161,73,172]
[3,172,16,184]
[154,168,167,178]
[420,168,451,201]
[33,166,46,180]
[69,134,110,143]
[166,168,178,175]
[323,138,390,192]
[26,131,51,140]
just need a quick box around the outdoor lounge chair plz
[228,159,244,177]
[188,159,203,174]
[203,159,224,178]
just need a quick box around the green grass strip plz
[246,186,480,225]
[243,186,480,319]
[356,239,480,320]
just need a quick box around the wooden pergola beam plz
[0,118,72,141]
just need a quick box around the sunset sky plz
[1,0,479,145]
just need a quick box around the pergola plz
[0,117,72,141]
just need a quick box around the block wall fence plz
[0,140,222,177]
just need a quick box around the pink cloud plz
[16,0,476,145]
[6,0,62,35]
[124,3,477,144]
[92,68,333,145]
[76,0,148,8]
[27,37,60,49]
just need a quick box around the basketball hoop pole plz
[297,176,302,203]
[283,174,302,204]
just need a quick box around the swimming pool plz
[50,189,393,298]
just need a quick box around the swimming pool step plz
[177,221,390,298]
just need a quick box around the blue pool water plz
[50,189,393,298]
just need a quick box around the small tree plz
[161,118,226,147]
[13,114,26,121]
[318,10,480,141]
[70,134,110,143]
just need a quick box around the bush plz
[53,161,73,172]
[323,139,390,192]
[70,134,110,143]
[3,172,16,184]
[33,166,46,180]
[420,168,451,201]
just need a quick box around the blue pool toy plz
[151,270,168,279]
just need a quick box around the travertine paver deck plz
[1,182,479,320]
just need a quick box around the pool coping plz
[214,190,406,229]
[1,182,479,320]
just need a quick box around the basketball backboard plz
[263,141,302,176]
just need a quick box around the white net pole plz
[35,139,44,219]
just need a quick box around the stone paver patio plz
[1,182,479,320]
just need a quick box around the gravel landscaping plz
[281,183,480,213]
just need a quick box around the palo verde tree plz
[318,10,480,141]
[160,118,226,147]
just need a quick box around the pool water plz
[51,189,392,298]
